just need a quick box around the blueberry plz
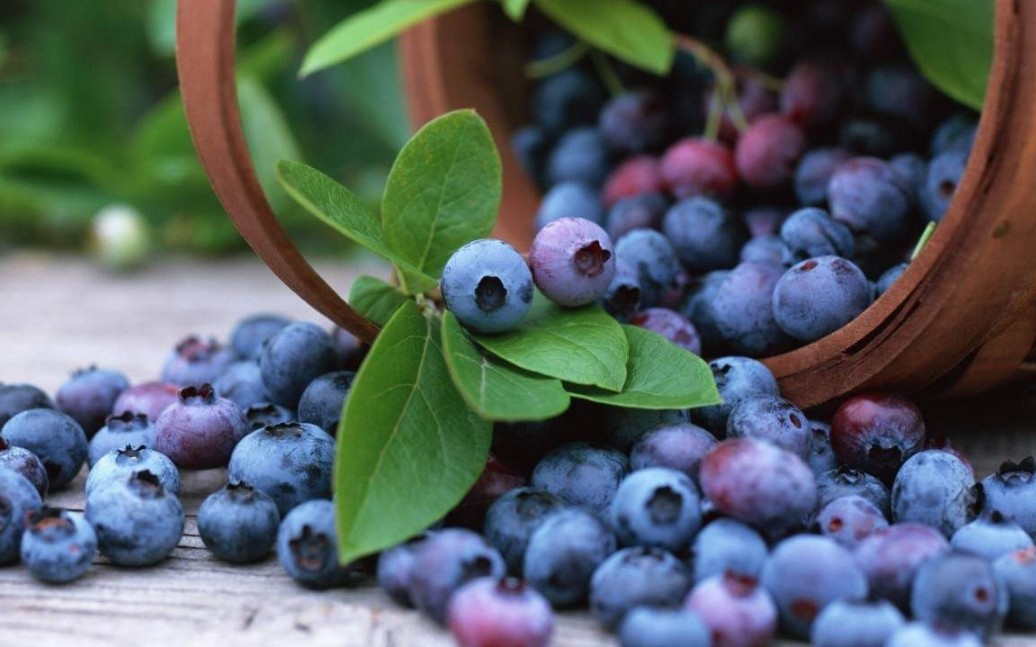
[532,67,604,137]
[694,357,779,436]
[680,270,729,356]
[1,408,87,490]
[742,205,786,239]
[739,235,788,265]
[441,239,534,333]
[88,411,155,467]
[85,445,181,497]
[483,487,565,575]
[795,148,852,207]
[838,114,905,159]
[830,392,927,484]
[629,422,717,482]
[816,467,891,519]
[523,508,616,607]
[807,420,838,476]
[112,381,180,422]
[994,546,1036,629]
[529,217,616,307]
[20,507,97,583]
[244,402,295,432]
[0,466,43,565]
[950,510,1034,560]
[690,518,769,584]
[614,229,681,308]
[197,481,280,563]
[55,366,129,438]
[0,383,54,429]
[535,182,605,232]
[161,335,236,387]
[700,438,817,538]
[618,607,711,647]
[827,157,914,244]
[931,114,978,156]
[910,551,1006,640]
[229,313,291,360]
[0,436,48,498]
[735,114,807,190]
[923,149,967,222]
[852,523,950,609]
[773,256,873,343]
[817,495,889,549]
[885,623,982,647]
[780,60,847,130]
[377,532,432,607]
[213,360,269,410]
[849,3,901,61]
[661,197,745,273]
[258,322,337,408]
[810,599,905,647]
[660,137,737,200]
[875,262,908,296]
[546,127,612,187]
[779,207,855,263]
[512,125,549,187]
[629,308,701,355]
[981,456,1036,533]
[276,499,354,590]
[408,528,506,622]
[604,408,691,454]
[589,547,692,630]
[531,442,628,514]
[726,394,811,459]
[153,384,247,470]
[890,152,927,203]
[599,91,670,154]
[684,572,778,647]
[448,577,554,647]
[609,468,701,552]
[297,371,354,434]
[761,535,868,638]
[228,421,334,516]
[866,65,937,129]
[602,159,666,210]
[892,450,978,537]
[712,261,793,356]
[606,192,668,241]
[601,259,643,322]
[330,326,367,371]
[85,469,184,566]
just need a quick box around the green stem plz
[590,50,626,97]
[523,41,590,79]
[911,221,937,260]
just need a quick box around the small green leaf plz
[238,76,301,212]
[276,160,437,293]
[381,110,501,282]
[442,311,571,421]
[884,0,992,111]
[501,0,532,20]
[300,0,478,76]
[349,276,409,327]
[567,325,722,409]
[472,291,629,392]
[533,0,675,75]
[334,302,491,565]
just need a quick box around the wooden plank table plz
[1,252,1034,646]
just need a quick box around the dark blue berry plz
[950,511,1034,560]
[531,442,628,514]
[614,229,681,308]
[535,182,605,231]
[512,125,550,187]
[779,207,855,263]
[808,419,838,476]
[690,518,768,584]
[618,607,711,647]
[85,445,180,497]
[892,450,978,537]
[258,322,337,408]
[0,383,53,429]
[994,546,1036,630]
[20,507,97,583]
[773,256,873,343]
[2,408,87,490]
[599,91,671,154]
[931,114,977,156]
[0,436,47,498]
[827,157,914,244]
[229,313,291,360]
[680,270,729,356]
[726,394,811,459]
[56,366,129,438]
[198,481,280,563]
[244,402,295,432]
[377,532,431,607]
[276,499,353,590]
[876,262,908,296]
[88,411,155,467]
[213,360,269,410]
[546,127,612,187]
[523,508,617,607]
[601,259,643,322]
[923,149,967,222]
[532,67,604,137]
[816,495,888,549]
[712,261,793,356]
[407,528,506,623]
[589,546,692,629]
[161,336,236,387]
[910,551,1006,640]
[483,487,565,576]
[606,193,668,241]
[0,466,43,565]
[604,407,690,453]
[85,469,184,566]
[693,356,779,435]
[795,148,850,206]
[740,235,788,265]
[609,467,701,552]
[441,239,534,333]
[629,422,717,482]
[981,456,1036,534]
[817,467,891,519]
[297,371,354,434]
[810,599,905,647]
[662,197,745,272]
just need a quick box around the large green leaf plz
[884,0,993,111]
[276,160,437,293]
[472,291,629,392]
[300,0,478,76]
[441,311,571,421]
[381,110,501,281]
[348,275,409,327]
[567,325,722,409]
[334,302,491,565]
[533,0,675,75]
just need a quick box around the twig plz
[523,41,590,79]
[589,50,626,97]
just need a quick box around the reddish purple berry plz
[0,436,48,498]
[735,114,806,190]
[629,308,701,354]
[630,422,717,482]
[830,392,926,484]
[602,156,665,208]
[852,523,950,609]
[153,384,247,470]
[112,381,180,422]
[725,394,811,460]
[780,60,847,130]
[56,366,129,438]
[685,572,778,647]
[660,138,737,199]
[447,577,553,647]
[827,157,913,244]
[408,529,506,624]
[377,532,432,607]
[589,547,692,630]
[529,217,616,308]
[816,495,889,549]
[795,148,851,206]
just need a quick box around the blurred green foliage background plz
[0,0,410,256]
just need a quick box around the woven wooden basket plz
[175,0,1036,409]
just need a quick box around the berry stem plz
[589,50,626,97]
[911,221,937,260]
[674,33,752,135]
[523,40,590,79]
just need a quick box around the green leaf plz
[441,311,571,421]
[533,0,675,75]
[237,76,302,212]
[276,160,438,293]
[884,0,992,111]
[567,325,722,409]
[500,0,532,20]
[300,0,478,76]
[472,291,628,392]
[348,275,409,327]
[334,301,491,565]
[381,110,501,281]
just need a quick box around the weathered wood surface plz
[1,253,1034,646]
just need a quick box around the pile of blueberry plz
[514,0,978,356]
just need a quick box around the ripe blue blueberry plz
[407,528,506,623]
[86,445,181,497]
[680,270,729,356]
[297,371,354,434]
[910,551,1006,640]
[618,607,711,647]
[213,360,269,410]
[56,366,130,438]
[693,356,779,435]
[810,599,905,647]
[532,67,604,138]
[827,157,914,244]
[779,207,855,263]
[377,532,432,607]
[0,436,48,498]
[331,326,367,371]
[661,197,745,272]
[931,114,977,156]
[1,408,87,490]
[773,256,873,343]
[890,152,928,204]
[535,182,605,231]
[876,261,908,297]
[603,407,690,453]
[545,126,612,187]
[589,546,692,630]
[950,510,1034,560]
[601,259,643,321]
[447,577,554,647]
[629,422,717,482]
[739,235,788,265]
[523,508,616,608]
[816,495,889,549]
[229,313,291,360]
[924,149,967,222]
[599,91,670,155]
[161,336,236,387]
[712,261,793,356]
[153,384,248,470]
[531,442,628,514]
[86,469,185,566]
[228,421,334,516]
[795,148,851,206]
[886,623,982,647]
[244,402,295,432]
[690,518,768,584]
[743,205,786,239]
[852,522,950,610]
[609,467,702,552]
[981,456,1036,534]
[685,572,778,647]
[614,229,681,308]
[88,411,155,467]
[441,239,534,333]
[726,394,811,459]
[629,308,701,355]
[807,419,838,476]
[276,499,354,590]
[259,322,337,408]
[994,546,1036,629]
[483,487,565,576]
[0,383,53,429]
[20,507,97,583]
[892,450,978,537]
[0,466,43,565]
[816,467,891,519]
[512,125,549,188]
[197,481,280,563]
[606,193,668,241]
[865,64,938,129]
[529,217,616,308]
